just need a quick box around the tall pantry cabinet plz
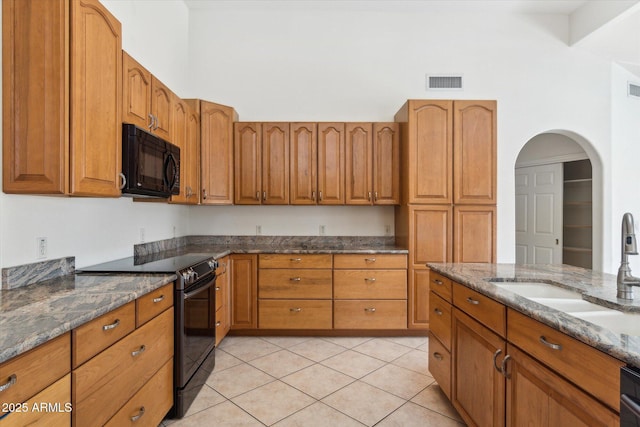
[395,100,497,329]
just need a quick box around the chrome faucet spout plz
[618,213,640,299]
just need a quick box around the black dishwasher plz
[621,366,640,425]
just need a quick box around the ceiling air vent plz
[629,82,640,98]
[426,75,463,90]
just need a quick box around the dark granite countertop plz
[427,263,640,367]
[0,273,175,364]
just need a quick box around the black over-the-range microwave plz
[121,124,180,198]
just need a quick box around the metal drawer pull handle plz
[290,307,302,312]
[130,406,145,422]
[539,336,562,351]
[215,286,221,291]
[102,319,120,331]
[433,352,443,361]
[256,191,260,201]
[466,297,480,305]
[131,345,146,357]
[433,279,443,285]
[0,374,17,393]
[365,277,376,282]
[368,191,372,201]
[216,321,221,327]
[500,355,511,378]
[492,349,502,373]
[290,277,302,282]
[152,295,164,303]
[364,258,376,262]
[290,258,302,262]
[374,191,378,201]
[434,308,443,316]
[364,307,376,313]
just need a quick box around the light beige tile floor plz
[163,336,465,427]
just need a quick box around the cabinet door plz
[290,123,318,205]
[230,254,257,329]
[3,0,68,194]
[373,122,400,205]
[409,268,430,329]
[452,308,506,427]
[410,205,452,267]
[70,0,122,197]
[150,76,172,142]
[122,51,151,129]
[408,100,452,204]
[184,104,200,204]
[345,123,372,205]
[453,100,496,204]
[453,205,496,263]
[200,100,235,204]
[505,344,618,427]
[234,122,262,204]
[262,123,289,204]
[170,95,188,204]
[317,123,345,205]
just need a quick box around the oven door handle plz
[184,276,216,300]
[622,394,640,419]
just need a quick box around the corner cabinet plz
[3,0,123,196]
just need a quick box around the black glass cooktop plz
[79,253,214,274]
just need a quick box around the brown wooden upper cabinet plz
[395,99,496,205]
[234,122,289,205]
[345,123,400,205]
[317,123,346,205]
[453,100,497,205]
[290,123,318,205]
[169,96,199,204]
[3,0,122,196]
[192,100,237,205]
[122,52,172,143]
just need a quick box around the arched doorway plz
[514,132,603,269]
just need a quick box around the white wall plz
[186,1,614,269]
[0,0,191,269]
[611,63,640,274]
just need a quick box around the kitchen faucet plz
[617,212,640,299]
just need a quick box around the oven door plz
[177,275,217,388]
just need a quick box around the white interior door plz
[515,163,563,264]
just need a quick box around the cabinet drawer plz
[259,269,332,299]
[136,283,174,327]
[453,282,505,337]
[104,358,173,427]
[1,373,70,427]
[73,308,174,427]
[334,300,407,329]
[428,334,451,400]
[215,305,229,347]
[259,300,332,329]
[259,254,332,269]
[0,332,70,407]
[334,254,407,269]
[507,309,624,411]
[429,271,452,302]
[334,270,407,299]
[429,291,452,350]
[72,302,136,368]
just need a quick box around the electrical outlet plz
[36,237,47,259]
[256,225,262,235]
[319,225,326,236]
[385,224,392,236]
[140,228,146,243]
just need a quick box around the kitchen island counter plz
[428,263,640,367]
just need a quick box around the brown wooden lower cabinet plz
[334,300,407,329]
[259,300,332,329]
[431,271,623,427]
[1,374,71,427]
[452,307,506,427]
[506,344,617,427]
[230,254,258,329]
